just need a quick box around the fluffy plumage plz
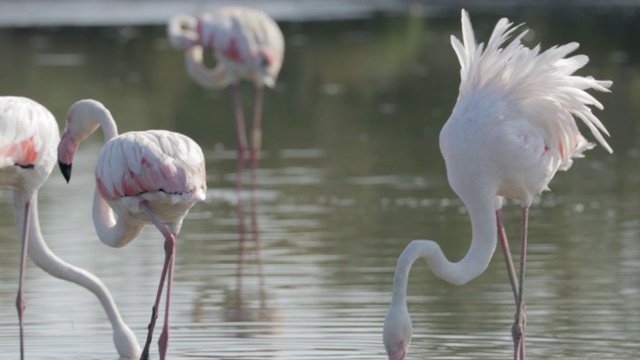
[450,10,612,169]
[168,6,285,88]
[0,97,58,184]
[384,10,613,360]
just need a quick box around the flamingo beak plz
[58,161,72,183]
[57,128,78,183]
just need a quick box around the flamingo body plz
[383,10,612,360]
[58,99,206,360]
[0,97,58,189]
[1,96,140,359]
[95,130,206,225]
[167,6,284,273]
[168,6,284,88]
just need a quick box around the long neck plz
[95,107,118,142]
[89,106,145,248]
[184,46,232,89]
[13,190,136,347]
[92,188,144,247]
[390,192,497,306]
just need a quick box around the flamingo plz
[167,5,283,289]
[0,96,140,359]
[166,6,285,194]
[383,10,612,360]
[57,99,207,360]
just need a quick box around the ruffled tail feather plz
[451,10,612,166]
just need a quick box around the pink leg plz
[233,82,249,287]
[233,83,249,197]
[16,200,31,360]
[496,210,518,302]
[250,84,264,189]
[496,209,527,360]
[250,85,265,284]
[158,250,175,360]
[139,201,176,360]
[514,206,529,360]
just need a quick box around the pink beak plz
[57,128,78,183]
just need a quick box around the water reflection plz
[0,6,639,360]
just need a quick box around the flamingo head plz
[166,13,199,50]
[112,323,142,360]
[383,301,413,360]
[255,49,282,88]
[57,99,106,182]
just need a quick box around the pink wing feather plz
[95,130,206,201]
[0,97,59,171]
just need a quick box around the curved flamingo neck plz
[94,106,118,142]
[82,102,145,248]
[184,46,232,89]
[13,190,140,357]
[390,193,497,306]
[92,189,144,248]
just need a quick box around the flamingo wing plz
[95,130,206,202]
[198,6,284,85]
[449,10,612,170]
[0,97,59,172]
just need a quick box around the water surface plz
[0,6,639,360]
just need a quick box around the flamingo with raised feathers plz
[383,10,612,360]
[0,96,140,359]
[57,99,207,360]
[167,6,284,194]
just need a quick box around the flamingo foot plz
[158,323,169,360]
[140,304,159,360]
[511,307,526,360]
[16,294,25,360]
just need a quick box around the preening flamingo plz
[167,6,284,193]
[0,96,140,359]
[57,99,207,360]
[383,10,612,360]
[168,5,283,286]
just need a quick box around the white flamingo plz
[383,10,612,360]
[0,96,140,359]
[57,99,207,360]
[167,6,284,194]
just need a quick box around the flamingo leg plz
[16,199,31,360]
[496,209,527,360]
[250,84,264,185]
[138,201,176,360]
[250,84,265,285]
[233,82,249,196]
[158,250,175,360]
[513,206,529,360]
[496,209,519,302]
[233,83,249,279]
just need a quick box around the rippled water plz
[0,5,639,360]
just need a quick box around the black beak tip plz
[58,161,72,183]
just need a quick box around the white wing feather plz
[451,9,612,166]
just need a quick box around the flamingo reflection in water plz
[383,10,612,360]
[0,96,140,360]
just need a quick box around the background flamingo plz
[383,10,612,360]
[166,6,284,194]
[167,5,284,289]
[57,99,207,360]
[0,96,140,359]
